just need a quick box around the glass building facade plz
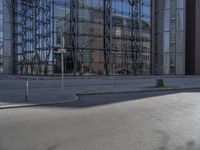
[0,0,198,76]
[0,0,3,73]
[154,0,185,75]
[13,0,53,75]
[1,0,151,75]
[53,0,152,75]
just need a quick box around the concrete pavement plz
[0,90,200,150]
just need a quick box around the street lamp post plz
[25,81,29,101]
[80,49,84,76]
[61,28,65,95]
[61,48,64,94]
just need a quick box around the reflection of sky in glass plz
[53,0,151,30]
[53,0,151,37]
[112,0,151,22]
[53,0,151,38]
[54,0,151,21]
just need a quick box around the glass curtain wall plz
[54,0,151,75]
[54,0,105,75]
[112,0,151,75]
[155,0,185,75]
[13,0,54,75]
[0,0,3,73]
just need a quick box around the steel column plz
[13,0,52,75]
[104,0,112,75]
[70,0,79,76]
[128,0,143,75]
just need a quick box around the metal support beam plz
[13,0,52,75]
[104,0,112,75]
[128,0,143,75]
[70,0,79,76]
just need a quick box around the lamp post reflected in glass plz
[61,26,65,95]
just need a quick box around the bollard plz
[25,81,29,101]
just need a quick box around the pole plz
[61,49,64,94]
[25,81,29,101]
[61,28,65,95]
[80,49,83,76]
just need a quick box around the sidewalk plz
[0,88,78,109]
[1,76,200,109]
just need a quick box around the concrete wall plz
[3,0,12,74]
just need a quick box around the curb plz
[77,87,200,96]
[0,94,79,109]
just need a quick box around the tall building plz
[186,0,200,75]
[152,0,186,75]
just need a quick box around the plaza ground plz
[0,90,200,150]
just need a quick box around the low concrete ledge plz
[3,75,200,80]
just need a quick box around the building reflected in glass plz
[53,0,151,75]
[0,0,151,75]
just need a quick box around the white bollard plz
[25,81,29,101]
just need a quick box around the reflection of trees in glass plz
[54,0,151,75]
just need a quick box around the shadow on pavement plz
[47,89,200,108]
[1,77,200,109]
[1,82,200,108]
